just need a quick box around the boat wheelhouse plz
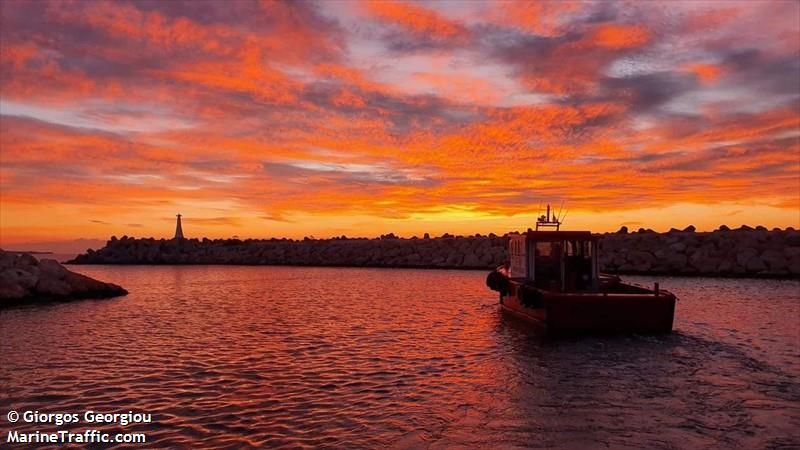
[487,226,676,334]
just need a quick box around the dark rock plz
[689,249,717,272]
[760,250,787,271]
[0,250,127,306]
[626,250,655,271]
[462,252,480,267]
[718,225,730,231]
[683,225,696,232]
[718,259,734,273]
[36,277,72,296]
[617,226,628,234]
[38,259,68,279]
[668,242,687,253]
[14,253,38,268]
[736,248,759,267]
[745,256,767,272]
[784,247,800,260]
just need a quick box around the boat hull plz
[500,282,676,334]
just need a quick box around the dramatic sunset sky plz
[1,0,799,248]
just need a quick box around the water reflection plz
[1,267,797,449]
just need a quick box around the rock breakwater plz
[68,227,800,278]
[0,250,127,306]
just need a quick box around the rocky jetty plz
[599,227,800,277]
[0,250,127,307]
[68,227,800,278]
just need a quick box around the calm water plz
[1,266,798,449]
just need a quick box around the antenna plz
[536,203,562,231]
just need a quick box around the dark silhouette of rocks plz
[0,250,127,306]
[67,227,800,278]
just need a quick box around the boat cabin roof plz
[521,230,597,242]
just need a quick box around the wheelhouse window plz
[533,241,561,288]
[535,241,554,257]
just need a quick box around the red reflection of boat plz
[486,211,676,334]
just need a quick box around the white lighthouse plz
[174,214,184,240]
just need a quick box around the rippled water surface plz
[1,266,798,449]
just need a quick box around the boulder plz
[626,250,655,271]
[462,253,481,267]
[0,268,39,290]
[717,259,734,273]
[789,258,800,275]
[745,256,767,273]
[35,277,72,296]
[668,242,687,253]
[760,250,787,271]
[445,253,463,266]
[0,251,14,270]
[38,259,69,279]
[663,253,689,272]
[13,253,37,268]
[0,250,127,305]
[0,282,29,299]
[736,248,758,267]
[784,247,800,259]
[478,251,493,267]
[689,249,717,273]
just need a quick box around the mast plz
[536,203,561,231]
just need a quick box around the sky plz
[1,0,799,248]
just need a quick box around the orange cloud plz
[488,1,583,37]
[589,24,650,49]
[683,63,723,84]
[364,0,467,39]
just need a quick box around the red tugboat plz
[486,206,676,334]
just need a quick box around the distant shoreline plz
[4,250,54,255]
[67,227,800,279]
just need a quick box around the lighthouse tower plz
[174,214,184,240]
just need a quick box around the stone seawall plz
[68,227,800,278]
